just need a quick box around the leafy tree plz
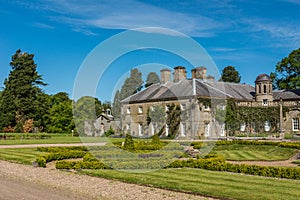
[145,72,159,88]
[0,50,47,132]
[270,48,300,89]
[73,96,102,135]
[47,93,74,133]
[220,66,241,83]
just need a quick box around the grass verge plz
[81,168,300,200]
[211,144,296,161]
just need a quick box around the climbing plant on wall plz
[166,104,187,139]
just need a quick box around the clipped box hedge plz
[35,150,87,167]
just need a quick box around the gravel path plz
[0,160,215,200]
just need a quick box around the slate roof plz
[121,79,256,104]
[273,89,300,100]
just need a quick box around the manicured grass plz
[211,144,296,161]
[82,168,300,200]
[0,148,43,165]
[0,134,124,145]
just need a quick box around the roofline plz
[121,95,230,105]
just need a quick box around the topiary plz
[124,133,135,151]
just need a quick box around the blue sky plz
[0,0,299,102]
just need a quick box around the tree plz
[0,50,47,132]
[112,68,143,118]
[220,66,241,83]
[120,68,143,100]
[166,104,182,139]
[145,72,159,88]
[73,96,102,135]
[147,105,166,134]
[112,90,121,118]
[47,92,74,133]
[270,48,300,89]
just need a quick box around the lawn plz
[0,148,43,165]
[0,134,124,145]
[0,144,300,200]
[211,144,296,161]
[82,168,300,200]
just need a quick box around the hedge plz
[191,140,300,149]
[37,146,88,153]
[166,155,300,180]
[35,150,87,167]
[56,160,111,170]
[0,133,51,140]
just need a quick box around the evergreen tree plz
[0,50,47,132]
[220,66,241,83]
[112,90,121,118]
[145,72,159,88]
[270,48,300,89]
[112,68,143,118]
[120,68,143,100]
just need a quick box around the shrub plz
[105,127,115,137]
[35,150,87,167]
[124,133,134,151]
[151,134,160,144]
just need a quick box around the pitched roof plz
[273,89,300,100]
[121,79,255,104]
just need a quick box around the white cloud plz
[16,0,226,37]
[244,19,300,48]
[33,22,55,29]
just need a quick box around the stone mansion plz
[119,66,300,139]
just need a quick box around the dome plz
[255,74,271,83]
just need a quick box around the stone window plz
[264,121,271,132]
[138,106,143,114]
[181,103,186,111]
[126,123,130,131]
[240,123,246,132]
[263,99,268,106]
[259,84,261,93]
[293,118,299,131]
[126,107,131,114]
[180,123,186,137]
[263,85,267,93]
[204,104,210,111]
[204,123,210,137]
[138,123,143,136]
[165,105,170,111]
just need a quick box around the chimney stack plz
[173,66,186,83]
[191,67,207,80]
[207,75,215,81]
[160,68,171,84]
